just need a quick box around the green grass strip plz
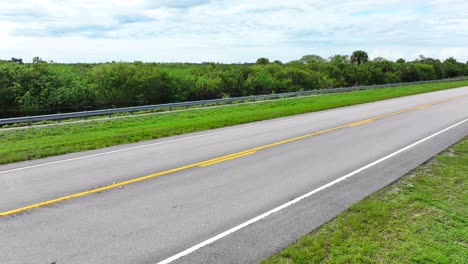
[262,136,468,264]
[0,80,467,165]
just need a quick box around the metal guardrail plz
[1,77,467,126]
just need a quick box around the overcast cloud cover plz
[1,0,467,63]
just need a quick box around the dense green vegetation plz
[1,80,467,164]
[1,52,467,117]
[262,136,468,264]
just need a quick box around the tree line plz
[1,51,467,117]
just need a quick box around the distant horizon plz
[1,1,467,63]
[2,53,467,64]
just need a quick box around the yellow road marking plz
[199,151,256,167]
[0,94,466,217]
[414,105,429,109]
[348,119,374,127]
[196,150,259,166]
[0,163,198,217]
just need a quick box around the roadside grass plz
[0,81,467,165]
[262,137,468,264]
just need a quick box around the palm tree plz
[350,50,369,85]
[350,50,369,68]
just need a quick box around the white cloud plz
[0,0,467,63]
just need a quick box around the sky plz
[1,0,467,63]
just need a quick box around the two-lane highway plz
[1,87,468,264]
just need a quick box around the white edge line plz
[0,113,318,174]
[2,93,465,174]
[156,118,468,264]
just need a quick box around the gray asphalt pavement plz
[1,87,467,264]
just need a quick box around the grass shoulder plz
[0,80,467,165]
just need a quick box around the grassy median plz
[262,137,468,264]
[0,80,467,165]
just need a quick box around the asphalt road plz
[1,87,467,264]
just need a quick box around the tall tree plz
[396,58,406,63]
[10,57,24,64]
[350,50,369,68]
[351,50,369,85]
[256,57,270,65]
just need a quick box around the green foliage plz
[246,69,277,94]
[256,57,270,65]
[0,53,466,118]
[89,63,137,107]
[443,57,464,78]
[300,54,327,64]
[220,66,245,97]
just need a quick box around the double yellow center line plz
[198,151,257,167]
[0,95,465,217]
